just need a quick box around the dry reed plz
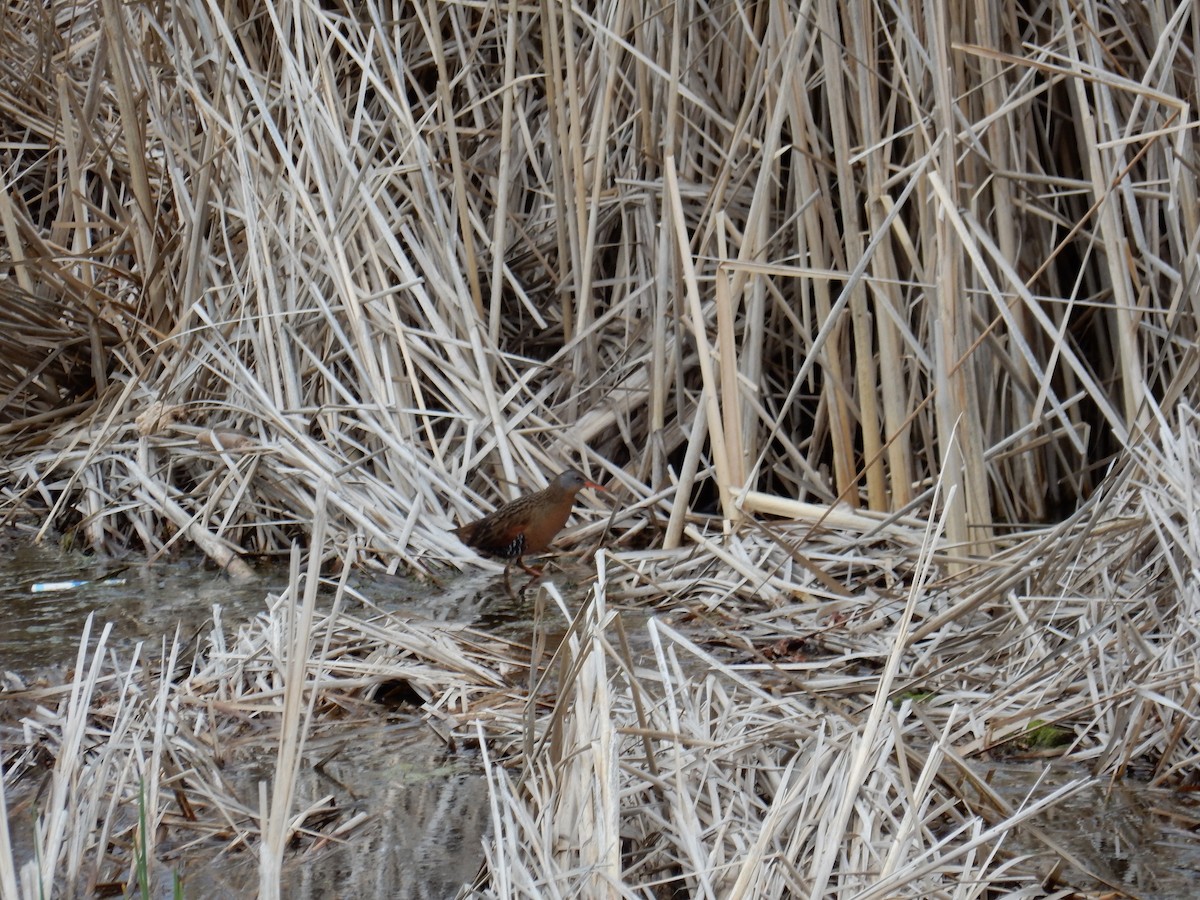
[0,0,1195,576]
[4,411,1199,895]
[2,0,1200,895]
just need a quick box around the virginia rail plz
[454,469,605,574]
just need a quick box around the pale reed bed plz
[4,413,1200,894]
[0,0,1195,579]
[1,0,1199,895]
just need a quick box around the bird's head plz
[554,469,606,495]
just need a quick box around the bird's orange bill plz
[583,480,606,491]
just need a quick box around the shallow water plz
[171,725,490,899]
[4,538,1200,897]
[0,536,505,899]
[0,538,287,673]
[981,759,1200,899]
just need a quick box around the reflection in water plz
[0,535,499,898]
[981,760,1200,899]
[172,727,490,899]
[11,537,1198,897]
[0,539,284,673]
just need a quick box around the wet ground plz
[0,541,279,673]
[3,537,1200,897]
[0,536,503,899]
[976,759,1200,898]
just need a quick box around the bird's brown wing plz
[455,509,531,558]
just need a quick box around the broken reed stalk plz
[4,406,1200,895]
[259,542,308,898]
[0,0,1194,581]
[0,0,1199,894]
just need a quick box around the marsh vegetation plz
[2,0,1199,895]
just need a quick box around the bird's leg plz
[508,556,541,592]
[502,563,523,600]
[518,558,544,578]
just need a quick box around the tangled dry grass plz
[2,0,1200,895]
[5,422,1200,896]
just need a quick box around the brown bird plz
[454,469,606,574]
